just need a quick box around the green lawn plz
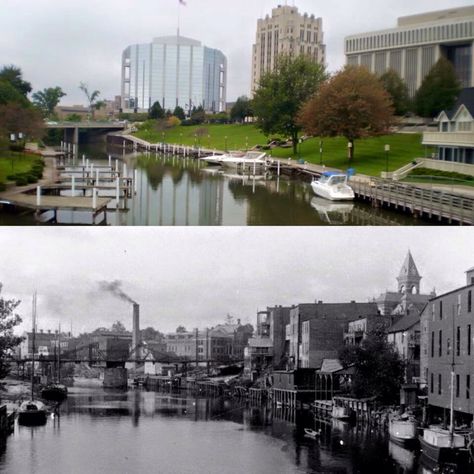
[402,176,474,188]
[0,152,41,185]
[134,123,432,177]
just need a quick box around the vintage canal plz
[0,143,434,226]
[1,382,433,473]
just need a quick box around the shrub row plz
[6,159,45,186]
[409,167,473,181]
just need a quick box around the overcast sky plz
[0,227,472,336]
[1,0,472,104]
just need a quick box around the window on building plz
[456,326,461,356]
[447,338,451,355]
[438,374,442,395]
[468,291,472,313]
[467,375,471,399]
[456,374,460,398]
[440,300,443,320]
[430,372,434,393]
[431,331,434,357]
[439,330,442,357]
[468,325,472,356]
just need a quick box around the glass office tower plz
[121,36,227,114]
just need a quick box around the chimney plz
[132,303,140,367]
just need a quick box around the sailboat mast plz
[57,324,61,383]
[31,292,37,400]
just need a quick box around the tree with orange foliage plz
[299,66,395,162]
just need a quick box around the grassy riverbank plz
[0,151,44,189]
[134,123,430,176]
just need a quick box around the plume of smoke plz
[99,280,136,304]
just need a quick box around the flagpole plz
[176,0,181,112]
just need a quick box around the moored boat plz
[389,416,418,448]
[311,172,355,201]
[304,428,321,438]
[41,383,68,402]
[203,151,268,172]
[419,426,469,466]
[18,400,47,426]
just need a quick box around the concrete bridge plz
[45,121,127,147]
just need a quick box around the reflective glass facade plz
[121,36,227,113]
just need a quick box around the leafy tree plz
[0,103,44,140]
[338,328,404,404]
[32,87,66,117]
[0,65,32,97]
[176,326,187,333]
[0,80,28,107]
[79,82,106,119]
[230,96,253,123]
[299,66,394,161]
[379,69,410,116]
[253,55,327,154]
[110,320,127,333]
[149,101,165,120]
[0,283,23,379]
[173,106,186,120]
[65,113,83,122]
[141,327,164,342]
[190,106,205,125]
[414,57,461,118]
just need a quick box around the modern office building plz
[251,4,325,93]
[121,36,227,113]
[344,6,474,96]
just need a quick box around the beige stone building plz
[344,6,474,96]
[250,4,325,94]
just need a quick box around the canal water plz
[0,143,432,226]
[1,383,437,473]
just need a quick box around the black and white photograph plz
[0,0,473,473]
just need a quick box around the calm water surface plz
[0,383,438,474]
[0,143,432,226]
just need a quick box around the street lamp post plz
[347,141,353,162]
[385,144,391,173]
[319,140,323,166]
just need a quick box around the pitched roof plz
[388,312,420,333]
[398,251,420,280]
[320,359,343,373]
[445,87,474,119]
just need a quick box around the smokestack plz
[132,303,140,368]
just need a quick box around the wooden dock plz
[351,177,474,225]
[0,193,111,224]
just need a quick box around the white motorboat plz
[203,151,268,172]
[311,172,355,201]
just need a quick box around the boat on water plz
[41,383,68,402]
[203,151,268,172]
[18,293,48,426]
[311,172,355,201]
[389,416,418,448]
[18,400,47,426]
[419,426,470,467]
[304,428,321,438]
[41,325,68,402]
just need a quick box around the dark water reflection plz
[0,385,443,473]
[0,143,433,226]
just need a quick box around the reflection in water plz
[0,143,433,226]
[1,386,462,473]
